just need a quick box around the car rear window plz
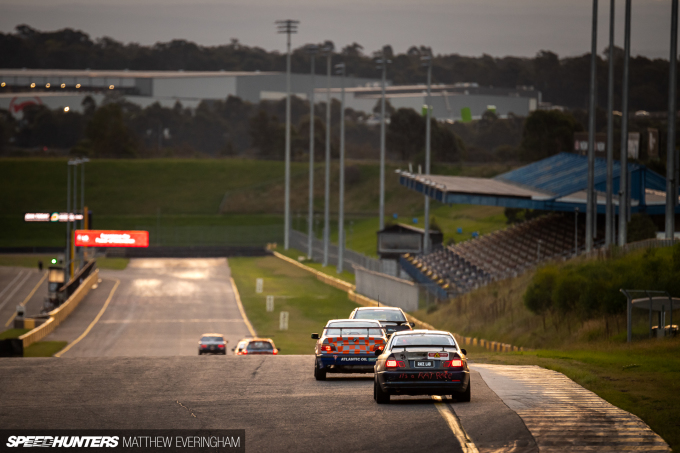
[392,334,456,347]
[353,309,406,322]
[201,336,223,343]
[247,341,274,350]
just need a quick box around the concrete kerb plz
[18,269,99,349]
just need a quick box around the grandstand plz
[396,151,678,298]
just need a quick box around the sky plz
[0,0,675,59]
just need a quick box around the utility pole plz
[422,48,433,255]
[322,41,334,266]
[65,161,72,282]
[667,0,678,240]
[619,0,632,247]
[335,62,346,273]
[586,0,598,253]
[79,157,89,266]
[275,19,299,250]
[306,44,319,259]
[377,46,391,231]
[605,0,615,247]
[72,158,78,276]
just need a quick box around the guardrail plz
[272,251,355,292]
[19,267,99,349]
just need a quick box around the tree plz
[519,110,583,161]
[249,110,285,159]
[79,103,137,157]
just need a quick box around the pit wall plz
[18,269,99,348]
[272,251,526,353]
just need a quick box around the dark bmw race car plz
[349,307,415,337]
[198,333,227,355]
[311,319,387,380]
[373,330,470,404]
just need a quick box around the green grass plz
[229,256,359,354]
[274,247,356,284]
[96,258,129,270]
[471,339,680,452]
[0,157,512,248]
[0,328,30,339]
[23,341,68,357]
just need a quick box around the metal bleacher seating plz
[403,213,601,297]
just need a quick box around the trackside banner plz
[0,430,245,452]
[74,230,149,248]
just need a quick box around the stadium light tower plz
[79,157,90,267]
[421,48,433,255]
[619,0,632,247]
[335,62,346,273]
[586,0,598,253]
[376,46,391,231]
[322,41,334,267]
[276,19,299,250]
[666,0,678,240]
[605,0,615,247]
[306,44,319,259]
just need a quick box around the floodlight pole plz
[586,0,598,253]
[65,162,72,282]
[619,0,631,247]
[423,50,433,255]
[79,157,89,267]
[605,0,615,247]
[323,44,333,267]
[72,158,78,275]
[379,47,389,231]
[336,63,346,273]
[276,19,299,250]
[666,0,678,240]
[307,45,318,259]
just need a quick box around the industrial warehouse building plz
[0,69,540,120]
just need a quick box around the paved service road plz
[45,258,251,357]
[0,267,47,328]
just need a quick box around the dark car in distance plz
[373,330,470,404]
[349,307,415,337]
[198,333,227,355]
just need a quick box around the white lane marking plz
[0,271,25,300]
[5,271,48,327]
[431,396,479,453]
[55,279,120,358]
[230,276,256,337]
[0,271,31,312]
[99,318,246,324]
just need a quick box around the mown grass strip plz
[0,328,30,339]
[24,341,68,357]
[229,256,359,355]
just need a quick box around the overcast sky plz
[1,0,675,59]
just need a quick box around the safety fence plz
[289,230,384,274]
[19,267,99,349]
[354,266,419,312]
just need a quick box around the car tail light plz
[443,359,463,368]
[201,345,207,348]
[218,344,225,348]
[385,359,406,369]
[321,344,336,353]
[242,350,248,355]
[273,350,278,355]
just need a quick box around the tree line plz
[1,25,678,111]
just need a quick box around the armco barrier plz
[272,251,526,353]
[19,269,99,349]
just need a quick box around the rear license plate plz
[415,361,433,367]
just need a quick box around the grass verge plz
[0,328,30,339]
[23,341,68,357]
[229,256,359,355]
[470,339,680,452]
[274,247,356,284]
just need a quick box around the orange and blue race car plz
[311,319,387,381]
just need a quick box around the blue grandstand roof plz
[494,152,638,198]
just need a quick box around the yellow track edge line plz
[230,277,256,337]
[432,396,479,453]
[5,271,48,327]
[54,279,120,358]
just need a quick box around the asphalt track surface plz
[0,258,669,452]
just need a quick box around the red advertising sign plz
[74,230,149,248]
